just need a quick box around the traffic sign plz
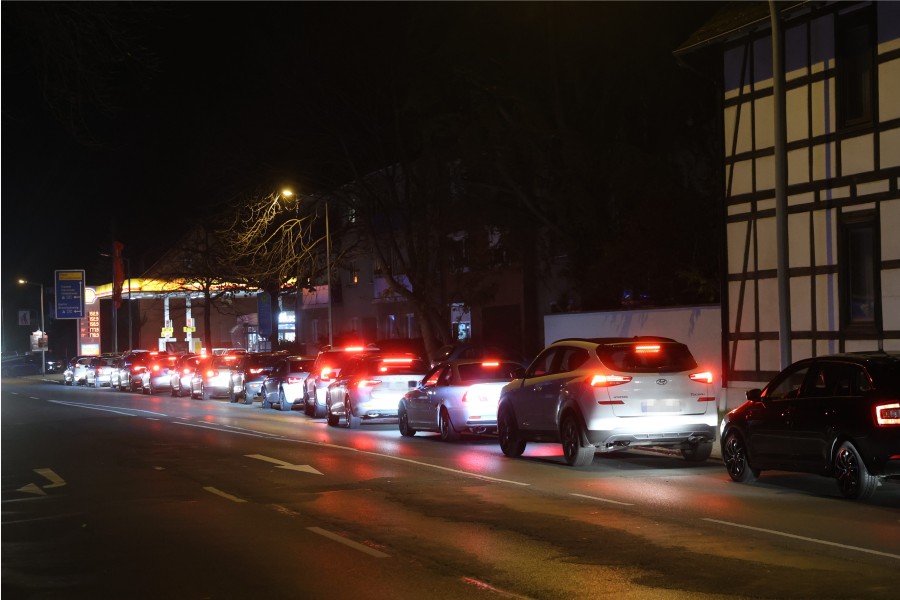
[55,270,86,319]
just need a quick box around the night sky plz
[1,1,723,355]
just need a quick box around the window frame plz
[839,209,881,335]
[835,6,876,130]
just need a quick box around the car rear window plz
[363,357,429,376]
[598,342,697,373]
[289,359,313,372]
[457,361,521,383]
[869,361,900,394]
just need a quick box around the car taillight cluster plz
[286,376,304,385]
[690,371,714,384]
[357,379,382,389]
[588,374,632,387]
[876,402,900,426]
[320,367,333,381]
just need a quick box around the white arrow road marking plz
[16,468,66,495]
[246,454,323,475]
[34,468,66,489]
[17,483,46,496]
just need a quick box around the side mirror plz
[746,388,762,401]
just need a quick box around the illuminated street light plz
[17,278,46,375]
[283,189,332,346]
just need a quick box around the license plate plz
[641,399,681,413]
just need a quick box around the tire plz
[279,389,291,412]
[345,397,361,429]
[202,385,212,401]
[399,405,416,437]
[561,414,594,466]
[834,441,879,500]
[171,384,179,397]
[722,430,759,483]
[229,387,239,403]
[242,388,254,405]
[681,441,713,462]
[498,406,526,458]
[439,407,459,442]
[326,404,340,427]
[261,391,272,409]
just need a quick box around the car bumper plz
[585,416,717,450]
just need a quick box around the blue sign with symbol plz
[55,270,86,319]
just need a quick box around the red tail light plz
[690,372,714,384]
[357,379,382,388]
[250,368,264,374]
[286,376,304,385]
[876,402,900,426]
[320,367,333,382]
[634,344,660,354]
[152,364,161,372]
[183,368,191,375]
[588,374,632,387]
[481,361,500,367]
[206,369,216,377]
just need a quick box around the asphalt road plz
[3,376,899,599]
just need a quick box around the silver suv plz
[497,337,717,466]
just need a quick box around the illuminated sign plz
[79,308,102,355]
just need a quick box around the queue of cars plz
[52,341,900,500]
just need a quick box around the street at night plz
[3,376,898,599]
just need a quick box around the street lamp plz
[17,279,46,375]
[282,189,332,346]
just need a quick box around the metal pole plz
[769,1,792,368]
[39,283,46,375]
[126,258,133,350]
[326,201,333,346]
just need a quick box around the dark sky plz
[1,1,722,354]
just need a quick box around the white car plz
[497,337,717,466]
[326,355,429,428]
[398,359,524,440]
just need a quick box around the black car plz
[720,351,900,500]
[231,352,284,404]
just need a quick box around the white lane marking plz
[307,526,390,558]
[570,493,634,506]
[203,486,247,503]
[245,454,323,475]
[49,401,136,416]
[173,421,284,439]
[702,518,900,560]
[17,483,46,496]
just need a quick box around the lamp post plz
[17,279,46,375]
[282,190,332,346]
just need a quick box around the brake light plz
[286,376,304,385]
[482,361,500,367]
[206,369,216,377]
[183,368,191,375]
[357,379,381,388]
[876,402,900,426]
[382,358,412,364]
[690,372,714,384]
[343,346,364,352]
[152,364,161,372]
[634,345,660,353]
[250,368,264,374]
[589,374,632,387]
[321,367,333,381]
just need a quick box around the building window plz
[840,211,879,330]
[836,7,875,129]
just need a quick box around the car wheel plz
[561,414,593,466]
[681,441,713,462]
[171,384,179,397]
[399,405,416,437]
[722,430,759,483]
[242,388,254,405]
[279,389,291,412]
[326,403,340,427]
[202,385,212,401]
[439,407,459,442]
[229,387,239,403]
[345,397,361,429]
[834,441,879,500]
[498,406,526,458]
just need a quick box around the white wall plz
[544,305,727,413]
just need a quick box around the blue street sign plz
[55,270,86,319]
